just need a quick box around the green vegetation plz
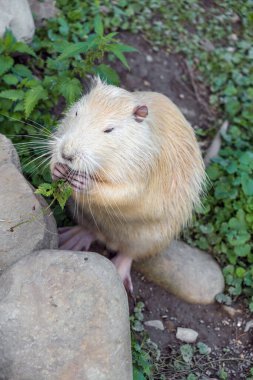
[130,302,158,380]
[35,180,72,210]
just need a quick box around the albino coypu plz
[50,78,205,292]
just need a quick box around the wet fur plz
[50,79,205,260]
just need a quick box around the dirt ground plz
[111,33,253,379]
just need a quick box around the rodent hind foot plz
[112,254,133,295]
[58,225,95,251]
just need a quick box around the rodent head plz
[50,78,158,192]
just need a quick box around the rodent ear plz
[133,105,148,123]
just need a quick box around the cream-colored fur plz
[51,79,205,260]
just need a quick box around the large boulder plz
[0,135,58,272]
[0,134,21,172]
[135,240,224,304]
[0,0,35,42]
[0,250,132,380]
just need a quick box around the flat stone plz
[0,250,132,380]
[0,0,35,42]
[176,327,198,343]
[144,320,164,331]
[0,163,58,272]
[0,134,21,171]
[135,240,224,304]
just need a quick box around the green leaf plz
[227,230,250,246]
[57,41,90,60]
[93,64,120,85]
[224,84,237,96]
[2,73,19,85]
[54,182,73,210]
[0,56,14,76]
[0,89,24,101]
[234,244,251,257]
[12,42,36,57]
[215,293,232,306]
[180,344,193,363]
[235,267,246,278]
[12,64,33,78]
[58,18,69,36]
[218,368,228,380]
[24,85,48,118]
[197,342,211,355]
[57,77,82,104]
[94,15,104,36]
[52,40,72,53]
[241,173,253,196]
[133,367,145,380]
[187,374,197,380]
[206,164,221,180]
[35,183,54,197]
[108,46,130,68]
[112,43,138,53]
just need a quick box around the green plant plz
[35,180,72,210]
[130,302,159,380]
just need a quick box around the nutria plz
[50,78,205,292]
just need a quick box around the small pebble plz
[222,305,241,318]
[229,33,238,41]
[244,320,253,332]
[146,55,153,63]
[176,327,198,343]
[144,320,164,331]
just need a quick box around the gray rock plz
[0,250,132,380]
[244,320,253,333]
[0,0,35,42]
[176,327,198,343]
[28,0,59,24]
[144,320,164,331]
[0,134,21,171]
[135,240,224,304]
[0,163,57,272]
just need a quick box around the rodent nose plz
[62,152,74,163]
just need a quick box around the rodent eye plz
[75,111,78,117]
[104,127,114,133]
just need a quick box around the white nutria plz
[50,77,205,292]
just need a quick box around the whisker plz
[1,113,53,137]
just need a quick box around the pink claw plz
[112,254,133,295]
